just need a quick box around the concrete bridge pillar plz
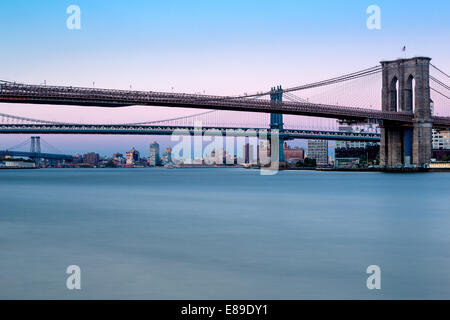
[270,86,285,163]
[380,57,433,167]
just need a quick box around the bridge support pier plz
[380,57,433,168]
[380,125,412,166]
[412,121,433,166]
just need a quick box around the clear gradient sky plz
[0,0,449,156]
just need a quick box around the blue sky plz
[0,0,449,156]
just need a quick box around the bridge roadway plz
[0,124,381,142]
[1,82,450,128]
[0,150,73,160]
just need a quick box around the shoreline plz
[2,166,450,173]
[0,167,39,170]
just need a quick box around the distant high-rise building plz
[257,140,270,165]
[149,141,160,166]
[83,152,99,165]
[243,143,255,164]
[161,147,172,165]
[126,148,140,165]
[307,140,328,165]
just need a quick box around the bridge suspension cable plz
[430,72,450,102]
[0,112,70,125]
[431,88,450,100]
[0,109,221,127]
[430,76,450,91]
[5,138,31,151]
[122,110,217,125]
[283,92,309,103]
[431,64,450,79]
[39,137,64,154]
[230,65,382,99]
[173,65,382,102]
[2,136,66,154]
[278,66,382,94]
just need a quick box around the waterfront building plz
[226,153,237,165]
[210,149,227,165]
[83,152,100,166]
[283,142,305,161]
[126,148,140,165]
[161,147,172,165]
[113,153,125,164]
[307,140,328,166]
[334,126,380,167]
[432,149,450,162]
[0,160,36,168]
[335,145,380,168]
[71,154,83,164]
[336,126,371,149]
[432,130,450,150]
[149,142,160,166]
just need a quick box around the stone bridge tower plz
[380,57,433,167]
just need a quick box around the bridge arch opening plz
[389,76,399,112]
[405,74,416,112]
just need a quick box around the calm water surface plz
[1,168,450,299]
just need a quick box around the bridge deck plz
[1,82,449,128]
[0,124,381,141]
[0,150,73,160]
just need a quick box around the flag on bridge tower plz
[402,46,406,52]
